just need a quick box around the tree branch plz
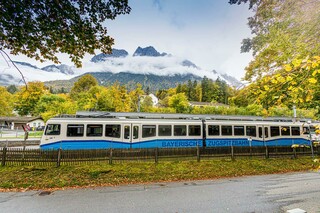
[0,50,28,88]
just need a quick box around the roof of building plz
[0,116,43,123]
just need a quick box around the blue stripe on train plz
[132,139,203,148]
[40,140,130,150]
[40,138,311,150]
[205,138,310,147]
[40,139,203,150]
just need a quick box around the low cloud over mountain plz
[0,46,242,88]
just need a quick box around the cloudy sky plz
[2,0,253,80]
[104,0,253,79]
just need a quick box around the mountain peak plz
[91,49,129,62]
[41,64,74,75]
[181,60,199,69]
[13,61,39,69]
[133,46,167,57]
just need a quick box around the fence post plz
[1,147,7,166]
[293,147,297,159]
[196,145,200,162]
[231,146,234,160]
[265,146,269,159]
[22,131,28,165]
[56,148,62,167]
[109,148,113,165]
[155,147,158,164]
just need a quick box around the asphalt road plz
[0,171,320,213]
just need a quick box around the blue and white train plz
[40,113,315,150]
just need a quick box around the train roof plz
[52,111,314,123]
[47,117,204,125]
[47,117,311,126]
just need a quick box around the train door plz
[122,123,140,147]
[131,124,140,144]
[258,125,269,145]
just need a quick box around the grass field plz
[0,157,319,191]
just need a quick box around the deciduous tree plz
[233,56,320,110]
[70,74,98,100]
[128,84,145,112]
[14,81,48,116]
[0,0,131,67]
[35,94,76,121]
[0,86,14,116]
[230,0,320,82]
[140,96,154,112]
[168,93,189,113]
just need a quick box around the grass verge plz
[0,157,319,191]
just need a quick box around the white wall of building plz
[27,119,45,130]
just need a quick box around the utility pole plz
[137,95,140,112]
[293,105,297,122]
[308,121,314,158]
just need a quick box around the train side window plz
[259,127,262,138]
[87,124,103,137]
[291,126,300,136]
[303,126,315,135]
[189,125,201,136]
[142,125,156,138]
[174,125,187,136]
[105,125,121,138]
[258,127,269,138]
[246,126,256,137]
[133,126,139,139]
[234,126,244,136]
[310,126,315,134]
[281,126,290,136]
[124,125,130,139]
[67,124,84,137]
[158,125,172,136]
[264,127,269,138]
[208,125,220,136]
[45,124,61,135]
[270,126,280,137]
[221,125,232,136]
